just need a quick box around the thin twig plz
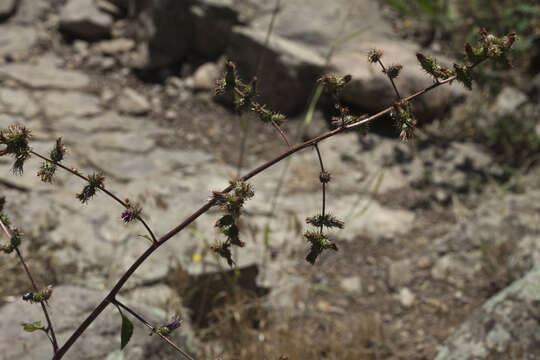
[271,120,292,147]
[53,64,465,360]
[30,151,158,244]
[0,219,58,352]
[111,299,195,360]
[377,59,402,100]
[313,144,326,234]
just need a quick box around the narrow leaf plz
[120,312,134,349]
[22,321,42,332]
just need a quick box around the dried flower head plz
[306,214,345,229]
[50,137,66,163]
[384,64,403,79]
[251,103,286,126]
[319,171,331,184]
[304,231,338,265]
[37,161,56,183]
[76,172,105,204]
[367,49,383,63]
[416,53,454,81]
[317,73,352,95]
[215,60,239,96]
[0,125,32,174]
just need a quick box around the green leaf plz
[137,234,153,243]
[22,321,42,332]
[120,312,134,350]
[263,224,271,247]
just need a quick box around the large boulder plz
[331,40,467,122]
[129,0,240,69]
[59,0,114,41]
[435,266,540,360]
[226,26,326,115]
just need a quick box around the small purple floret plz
[166,316,182,331]
[121,209,134,223]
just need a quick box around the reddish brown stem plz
[111,298,195,360]
[0,219,59,352]
[30,151,157,244]
[377,59,402,100]
[53,69,459,360]
[313,144,326,234]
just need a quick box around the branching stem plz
[377,59,402,99]
[111,298,195,360]
[53,66,462,360]
[313,144,326,234]
[30,151,157,244]
[0,219,58,352]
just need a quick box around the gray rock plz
[0,26,37,58]
[340,276,362,293]
[435,266,540,360]
[398,287,415,307]
[0,286,199,360]
[0,88,39,118]
[0,0,18,21]
[117,88,150,115]
[129,0,239,69]
[495,86,527,114]
[59,0,114,41]
[388,259,414,289]
[0,57,90,90]
[95,38,135,55]
[192,61,220,91]
[227,25,326,115]
[38,91,102,118]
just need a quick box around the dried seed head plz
[384,64,403,79]
[319,171,331,184]
[367,49,383,63]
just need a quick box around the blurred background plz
[0,0,538,359]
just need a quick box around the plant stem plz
[30,151,157,244]
[111,298,195,360]
[53,70,458,360]
[377,59,402,100]
[0,219,58,352]
[313,144,326,234]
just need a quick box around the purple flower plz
[121,209,135,223]
[166,316,182,331]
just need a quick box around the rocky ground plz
[0,1,538,359]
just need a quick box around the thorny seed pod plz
[416,53,454,81]
[37,161,56,183]
[22,285,53,303]
[384,64,403,79]
[319,171,331,184]
[0,125,32,174]
[317,73,352,95]
[304,231,338,265]
[50,137,66,163]
[251,103,286,126]
[215,60,239,96]
[454,63,473,90]
[76,172,105,204]
[306,214,345,229]
[391,100,417,142]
